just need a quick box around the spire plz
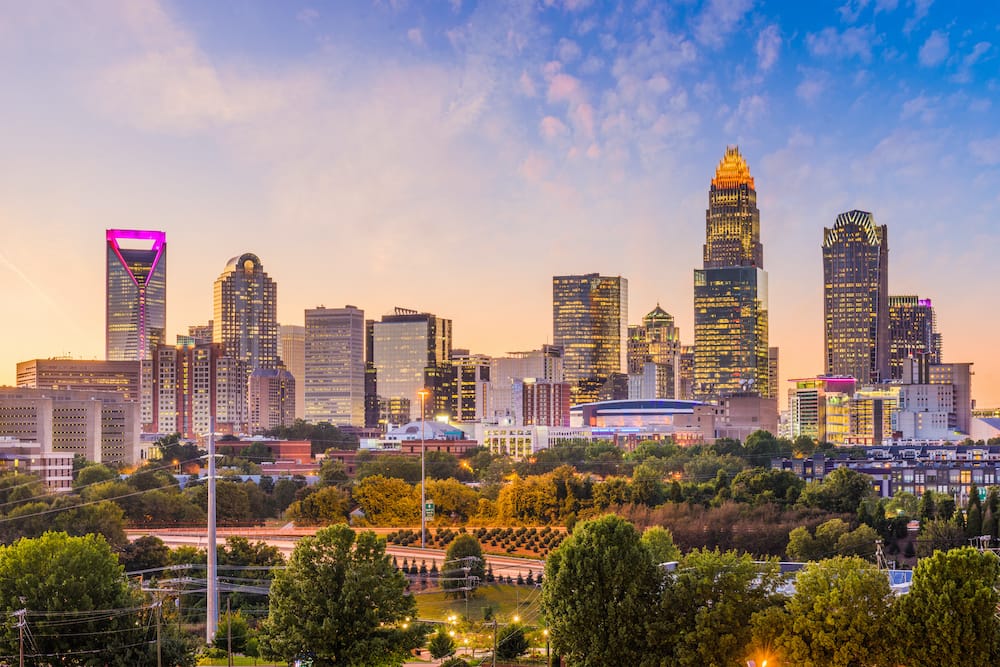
[711,145,755,190]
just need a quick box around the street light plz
[418,388,430,549]
[544,629,550,667]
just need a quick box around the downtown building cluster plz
[0,148,987,482]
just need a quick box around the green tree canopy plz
[285,485,351,526]
[894,547,1000,666]
[640,526,681,564]
[352,475,419,526]
[495,623,529,661]
[541,514,660,666]
[797,467,875,514]
[258,525,420,666]
[771,556,895,667]
[442,534,485,597]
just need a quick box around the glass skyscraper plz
[822,210,889,384]
[213,253,281,372]
[552,274,628,405]
[693,147,769,400]
[888,295,941,380]
[106,229,166,361]
[304,306,365,426]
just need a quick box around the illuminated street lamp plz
[418,388,430,549]
[544,628,550,667]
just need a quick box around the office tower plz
[177,322,213,347]
[0,387,141,464]
[767,347,779,401]
[150,343,247,438]
[16,359,140,400]
[488,346,564,425]
[364,320,379,428]
[627,304,681,399]
[693,147,769,400]
[248,369,296,433]
[213,253,281,373]
[279,324,306,420]
[304,306,365,426]
[516,379,571,427]
[787,377,857,444]
[452,350,491,423]
[369,307,453,424]
[106,229,166,361]
[847,387,899,446]
[822,210,889,384]
[929,362,973,435]
[677,345,695,400]
[552,274,628,404]
[888,296,942,380]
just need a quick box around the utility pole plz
[227,597,233,667]
[492,618,498,667]
[15,608,25,667]
[206,416,218,643]
[155,598,162,667]
[419,388,429,549]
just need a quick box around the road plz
[128,528,546,580]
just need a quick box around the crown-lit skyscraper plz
[552,274,628,405]
[106,229,166,361]
[213,253,281,372]
[888,295,941,380]
[822,210,889,384]
[693,147,769,400]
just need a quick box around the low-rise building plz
[0,437,73,492]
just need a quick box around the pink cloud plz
[547,72,582,104]
[539,115,569,140]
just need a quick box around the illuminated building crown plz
[711,145,755,190]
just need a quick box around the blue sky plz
[1,0,999,404]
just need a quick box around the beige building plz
[0,387,142,464]
[0,437,73,492]
[279,324,306,420]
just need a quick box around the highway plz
[127,528,546,580]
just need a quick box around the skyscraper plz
[552,274,628,405]
[279,324,306,420]
[368,308,453,423]
[627,304,681,399]
[106,229,166,361]
[213,253,281,372]
[888,295,942,380]
[304,306,365,426]
[822,210,889,384]
[451,350,491,423]
[693,147,769,400]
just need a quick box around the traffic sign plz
[424,501,435,519]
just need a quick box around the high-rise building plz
[177,322,213,347]
[368,308,453,424]
[452,350,491,423]
[16,358,149,426]
[552,274,628,405]
[928,362,973,435]
[516,379,571,427]
[677,345,695,400]
[106,229,166,362]
[767,347,779,401]
[487,346,564,425]
[248,368,296,433]
[888,296,941,380]
[278,324,306,420]
[693,147,769,400]
[822,210,889,384]
[213,253,281,373]
[627,304,681,399]
[304,306,365,426]
[150,342,247,438]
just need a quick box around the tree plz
[797,467,875,514]
[894,547,1000,666]
[285,485,351,525]
[317,458,348,486]
[773,556,895,667]
[730,468,804,506]
[120,535,171,572]
[258,525,422,666]
[916,518,967,557]
[640,526,680,564]
[541,515,660,666]
[495,624,529,661]
[215,609,251,654]
[73,463,117,489]
[0,532,175,665]
[654,548,783,666]
[442,534,485,598]
[428,628,456,660]
[352,475,419,525]
[426,478,480,522]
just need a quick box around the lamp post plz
[544,629,550,667]
[418,388,430,549]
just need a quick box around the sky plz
[1,0,999,406]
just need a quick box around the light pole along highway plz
[418,388,430,549]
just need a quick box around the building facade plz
[248,368,296,433]
[106,229,166,362]
[553,274,628,405]
[515,379,571,427]
[452,350,491,423]
[213,253,282,373]
[487,346,564,425]
[693,147,769,400]
[278,324,306,420]
[822,210,889,384]
[368,308,453,424]
[304,307,365,426]
[150,342,247,438]
[627,304,681,400]
[888,296,941,381]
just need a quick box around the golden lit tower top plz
[703,146,762,269]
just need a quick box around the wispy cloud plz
[693,0,754,48]
[918,30,948,66]
[806,25,879,62]
[755,24,781,71]
[969,134,1000,166]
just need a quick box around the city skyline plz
[2,2,999,405]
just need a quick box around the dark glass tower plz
[888,295,941,380]
[106,229,166,361]
[822,210,889,384]
[552,274,628,405]
[693,147,769,400]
